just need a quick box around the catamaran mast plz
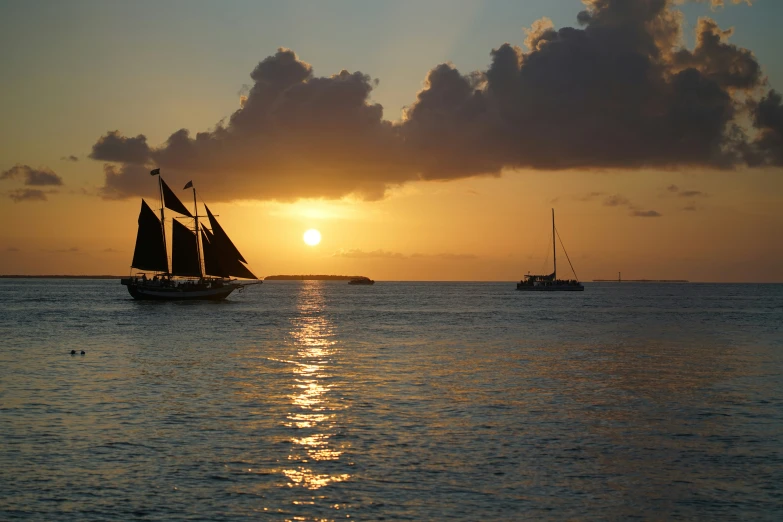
[552,208,556,280]
[192,186,203,278]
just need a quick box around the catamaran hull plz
[122,281,239,301]
[516,285,584,291]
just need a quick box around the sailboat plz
[516,209,584,291]
[120,169,260,300]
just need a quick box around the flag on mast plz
[150,168,160,176]
[183,181,193,189]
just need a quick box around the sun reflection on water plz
[282,282,349,490]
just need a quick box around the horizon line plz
[1,275,781,284]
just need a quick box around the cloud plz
[333,249,406,259]
[1,164,63,186]
[90,131,151,164]
[99,163,156,200]
[42,247,81,253]
[8,189,49,202]
[574,191,605,202]
[576,191,663,217]
[333,249,476,261]
[61,155,79,162]
[671,18,761,90]
[92,0,779,202]
[402,0,770,173]
[682,205,698,211]
[603,194,631,207]
[747,90,783,166]
[664,184,708,197]
[630,209,663,217]
[7,247,20,252]
[410,253,478,261]
[701,0,753,9]
[96,49,408,201]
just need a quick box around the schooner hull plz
[123,281,238,301]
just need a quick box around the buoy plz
[71,350,76,355]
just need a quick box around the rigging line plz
[555,227,579,281]
[194,190,221,218]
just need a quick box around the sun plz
[303,229,321,246]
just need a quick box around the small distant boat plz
[517,209,584,292]
[120,169,260,300]
[348,276,375,285]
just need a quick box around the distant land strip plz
[0,275,124,279]
[592,279,689,283]
[265,275,363,281]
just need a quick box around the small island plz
[264,274,367,281]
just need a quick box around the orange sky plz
[2,168,781,281]
[1,1,782,281]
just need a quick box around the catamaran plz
[516,209,584,292]
[120,169,260,300]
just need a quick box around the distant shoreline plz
[1,276,777,283]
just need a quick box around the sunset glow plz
[303,229,322,246]
[0,1,780,281]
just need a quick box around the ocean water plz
[1,279,781,520]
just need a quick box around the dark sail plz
[171,219,201,277]
[204,205,257,279]
[131,200,168,272]
[201,228,229,278]
[226,255,257,279]
[161,178,193,217]
[205,205,246,263]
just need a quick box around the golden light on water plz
[303,229,321,246]
[282,468,351,489]
[282,282,349,490]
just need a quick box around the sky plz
[1,0,782,281]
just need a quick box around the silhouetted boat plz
[120,169,260,300]
[517,209,584,292]
[348,277,375,285]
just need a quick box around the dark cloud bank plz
[93,0,782,202]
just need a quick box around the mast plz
[552,208,556,280]
[156,171,169,274]
[192,186,203,278]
